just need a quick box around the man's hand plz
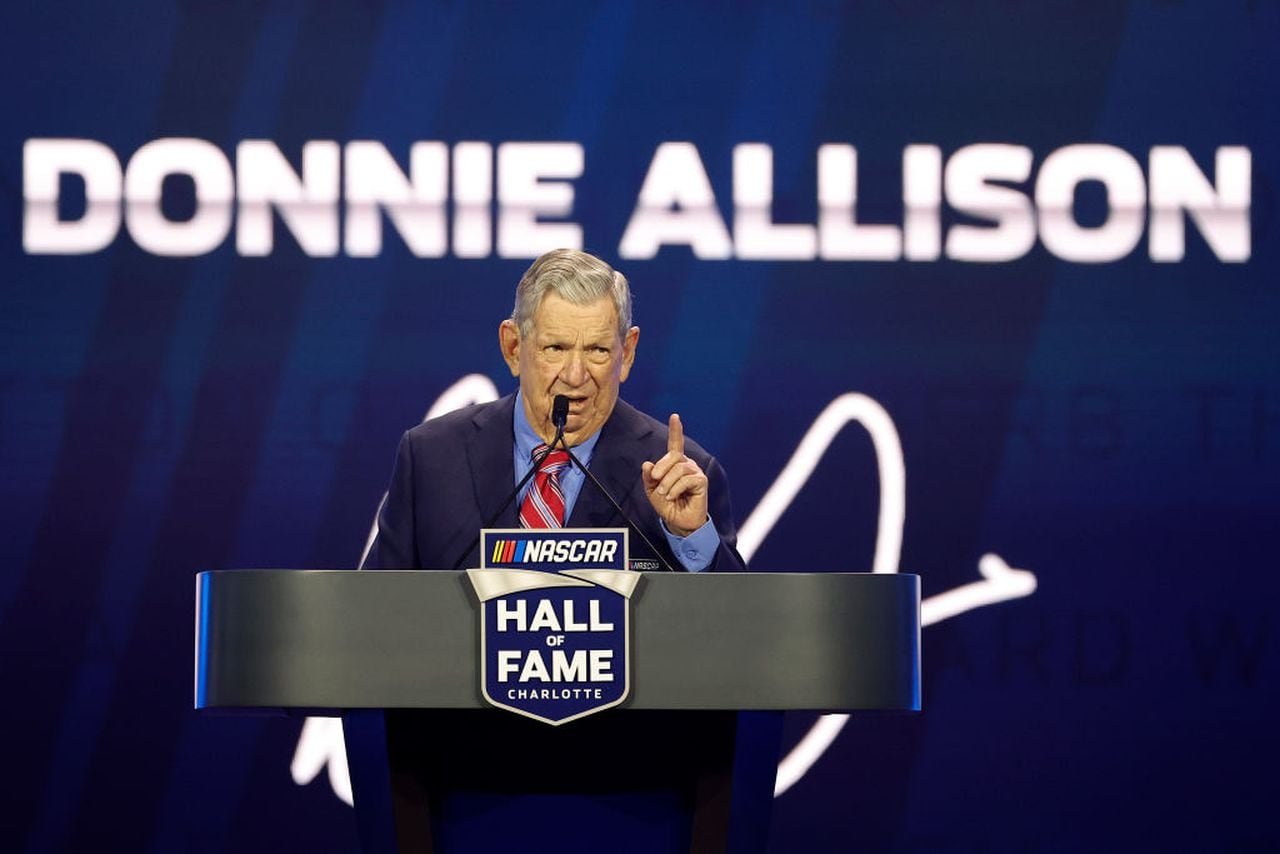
[641,413,709,538]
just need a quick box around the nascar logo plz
[489,537,620,565]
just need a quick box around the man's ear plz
[498,320,522,377]
[619,326,639,382]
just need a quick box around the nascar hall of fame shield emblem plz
[467,528,639,726]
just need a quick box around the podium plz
[195,570,920,853]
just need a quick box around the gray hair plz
[511,248,632,339]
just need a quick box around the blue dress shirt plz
[512,391,718,571]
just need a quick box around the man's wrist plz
[660,516,719,573]
[668,519,702,538]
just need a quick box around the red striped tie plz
[519,444,571,529]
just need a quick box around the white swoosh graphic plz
[291,378,1037,805]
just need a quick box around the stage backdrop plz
[2,2,1276,851]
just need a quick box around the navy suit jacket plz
[368,394,746,572]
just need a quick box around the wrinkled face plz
[500,292,639,445]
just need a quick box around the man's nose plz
[561,350,588,386]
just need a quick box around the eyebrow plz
[538,331,614,347]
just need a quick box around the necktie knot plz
[533,443,570,475]
[520,444,570,528]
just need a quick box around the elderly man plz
[368,248,745,572]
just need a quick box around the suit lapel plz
[466,394,519,529]
[568,400,653,528]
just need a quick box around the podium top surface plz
[195,570,920,714]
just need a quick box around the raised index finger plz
[668,412,685,457]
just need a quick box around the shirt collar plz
[513,390,601,464]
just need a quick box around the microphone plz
[552,394,569,431]
[447,400,567,570]
[449,394,678,572]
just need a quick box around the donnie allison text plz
[23,139,1249,263]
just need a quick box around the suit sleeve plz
[366,431,419,569]
[706,455,747,572]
